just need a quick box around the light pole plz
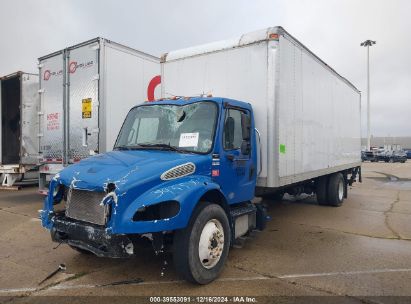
[360,39,376,151]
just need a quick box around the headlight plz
[52,184,64,205]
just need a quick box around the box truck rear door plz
[67,42,99,162]
[39,54,64,163]
[1,74,21,164]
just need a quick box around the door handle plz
[226,154,235,161]
[82,127,88,147]
[226,154,250,162]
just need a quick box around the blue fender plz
[40,178,60,229]
[111,175,224,234]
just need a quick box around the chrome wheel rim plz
[198,219,224,269]
[338,179,344,201]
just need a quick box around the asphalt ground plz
[0,162,410,303]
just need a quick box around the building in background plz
[361,137,411,150]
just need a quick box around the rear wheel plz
[173,203,230,284]
[316,176,328,206]
[327,173,345,207]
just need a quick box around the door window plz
[223,109,244,150]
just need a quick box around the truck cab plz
[41,97,262,284]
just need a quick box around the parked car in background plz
[405,150,411,159]
[361,150,377,162]
[378,149,407,163]
[391,150,407,163]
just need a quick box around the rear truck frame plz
[38,38,161,194]
[0,72,39,188]
[41,27,361,284]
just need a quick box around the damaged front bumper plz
[51,215,135,258]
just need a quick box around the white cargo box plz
[38,38,161,192]
[0,72,39,186]
[161,26,361,188]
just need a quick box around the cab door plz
[214,106,256,204]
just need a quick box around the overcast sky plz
[0,0,410,137]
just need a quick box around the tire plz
[327,173,345,207]
[316,176,329,206]
[173,202,230,284]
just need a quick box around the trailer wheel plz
[173,202,230,284]
[327,173,345,207]
[316,176,328,206]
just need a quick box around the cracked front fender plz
[111,175,222,234]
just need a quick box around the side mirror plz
[241,140,251,155]
[241,113,251,141]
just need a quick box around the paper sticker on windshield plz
[179,132,199,147]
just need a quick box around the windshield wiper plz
[114,146,131,150]
[114,145,144,151]
[138,143,189,153]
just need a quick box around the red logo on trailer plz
[69,61,77,74]
[147,75,161,102]
[43,70,51,81]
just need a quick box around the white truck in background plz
[38,38,161,194]
[161,26,362,202]
[0,72,39,188]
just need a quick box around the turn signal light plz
[269,33,279,40]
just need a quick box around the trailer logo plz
[43,69,62,81]
[43,70,51,81]
[69,62,77,73]
[69,60,94,74]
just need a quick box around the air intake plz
[160,163,196,180]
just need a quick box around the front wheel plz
[173,203,230,284]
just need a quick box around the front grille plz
[160,163,196,180]
[65,189,108,225]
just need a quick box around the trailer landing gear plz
[0,173,22,189]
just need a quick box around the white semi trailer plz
[0,72,39,187]
[38,38,161,194]
[161,26,362,199]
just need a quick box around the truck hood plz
[58,150,210,192]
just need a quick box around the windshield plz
[115,101,218,153]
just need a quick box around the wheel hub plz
[338,179,344,201]
[198,219,224,269]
